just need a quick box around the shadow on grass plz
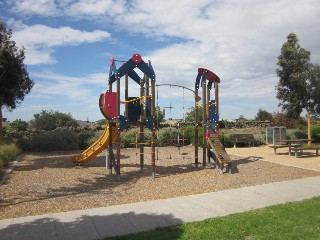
[0,211,183,240]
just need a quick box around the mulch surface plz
[1,146,319,219]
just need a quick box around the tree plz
[154,107,165,126]
[276,32,320,144]
[32,110,78,131]
[255,108,273,121]
[0,22,34,141]
[185,106,203,123]
[9,119,28,131]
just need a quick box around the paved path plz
[1,176,320,240]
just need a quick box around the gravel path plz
[1,145,319,220]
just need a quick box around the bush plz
[157,128,176,147]
[22,129,79,152]
[182,125,206,147]
[0,144,21,167]
[16,137,31,151]
[218,132,233,148]
[311,125,320,143]
[78,131,95,150]
[287,129,308,140]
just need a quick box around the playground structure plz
[72,53,231,178]
[194,68,232,174]
[72,54,157,179]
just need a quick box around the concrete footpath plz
[1,176,320,240]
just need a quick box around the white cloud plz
[10,22,111,65]
[9,0,58,16]
[4,0,320,120]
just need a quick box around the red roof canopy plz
[198,68,220,83]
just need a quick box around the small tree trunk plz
[0,105,3,143]
[307,111,311,145]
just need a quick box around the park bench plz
[230,133,255,148]
[291,146,320,158]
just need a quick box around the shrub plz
[287,129,308,140]
[25,129,79,152]
[121,128,140,148]
[157,128,177,146]
[219,132,233,148]
[0,144,21,167]
[311,125,320,143]
[78,131,95,150]
[16,137,31,151]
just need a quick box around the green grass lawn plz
[105,197,320,240]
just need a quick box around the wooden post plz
[307,111,311,146]
[107,82,113,175]
[139,79,144,172]
[116,76,121,181]
[151,80,156,178]
[215,82,219,115]
[195,88,199,168]
[207,83,211,165]
[202,78,207,169]
[124,74,128,118]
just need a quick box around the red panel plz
[104,90,117,119]
[198,68,220,83]
[132,53,142,64]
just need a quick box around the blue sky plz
[1,0,320,122]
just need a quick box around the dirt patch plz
[1,145,319,219]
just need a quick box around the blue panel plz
[195,72,201,89]
[118,115,129,131]
[146,116,155,131]
[137,60,156,81]
[128,70,141,84]
[209,100,219,123]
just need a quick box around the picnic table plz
[269,139,313,155]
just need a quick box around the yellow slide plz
[71,122,117,164]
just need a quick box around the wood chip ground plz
[1,146,319,219]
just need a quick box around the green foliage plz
[16,137,31,151]
[0,22,34,111]
[287,129,308,140]
[185,107,203,123]
[311,125,320,142]
[86,130,104,146]
[182,125,204,147]
[271,112,306,128]
[77,131,95,150]
[32,110,78,131]
[0,144,20,167]
[218,132,233,148]
[18,129,79,152]
[219,119,230,129]
[276,32,310,118]
[157,128,178,147]
[95,119,106,127]
[154,107,165,126]
[237,115,249,121]
[8,119,28,131]
[255,108,273,121]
